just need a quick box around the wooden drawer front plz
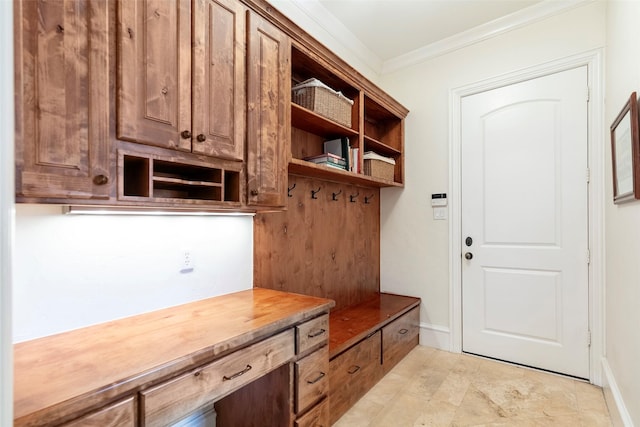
[382,307,420,373]
[296,346,329,414]
[64,397,136,427]
[295,397,329,427]
[141,330,294,427]
[297,315,329,355]
[329,331,382,424]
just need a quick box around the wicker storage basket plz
[363,152,395,181]
[292,78,353,127]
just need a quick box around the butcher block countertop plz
[14,288,334,426]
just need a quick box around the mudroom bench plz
[328,293,421,423]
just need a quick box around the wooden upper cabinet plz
[246,11,291,208]
[15,0,111,200]
[117,0,245,161]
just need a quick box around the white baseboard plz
[602,357,635,427]
[418,322,450,351]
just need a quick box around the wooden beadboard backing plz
[254,175,380,310]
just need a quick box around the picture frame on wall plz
[610,91,640,203]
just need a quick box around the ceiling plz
[316,0,544,61]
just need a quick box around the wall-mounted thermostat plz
[431,193,447,207]
[431,193,447,220]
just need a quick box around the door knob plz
[464,252,473,260]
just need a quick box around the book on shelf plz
[323,137,350,172]
[303,152,347,166]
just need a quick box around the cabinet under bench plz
[328,293,421,424]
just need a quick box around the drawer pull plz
[347,365,361,375]
[222,364,252,381]
[307,328,326,338]
[306,371,326,384]
[399,328,409,335]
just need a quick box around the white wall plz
[603,2,640,425]
[378,2,606,345]
[14,205,253,342]
[0,0,14,423]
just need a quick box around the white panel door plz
[461,66,589,378]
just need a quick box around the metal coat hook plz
[311,187,322,199]
[287,183,297,198]
[364,194,375,204]
[332,189,342,201]
[349,191,359,203]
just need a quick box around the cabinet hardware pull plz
[93,175,109,186]
[196,133,206,142]
[251,189,259,196]
[347,365,360,375]
[399,328,409,335]
[307,328,326,338]
[181,130,192,139]
[223,364,252,381]
[306,371,326,384]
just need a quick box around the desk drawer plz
[64,397,136,427]
[382,307,419,373]
[295,397,329,427]
[141,329,294,427]
[297,315,329,355]
[296,346,329,414]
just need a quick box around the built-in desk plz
[14,288,334,426]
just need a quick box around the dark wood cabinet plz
[246,10,291,208]
[15,0,111,201]
[117,0,245,161]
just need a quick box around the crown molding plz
[382,0,593,74]
[273,0,382,80]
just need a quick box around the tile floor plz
[333,346,612,427]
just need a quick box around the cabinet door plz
[64,397,136,427]
[192,0,245,161]
[246,11,290,208]
[15,0,110,200]
[117,0,192,152]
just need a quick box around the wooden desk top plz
[14,288,334,426]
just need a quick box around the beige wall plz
[378,1,607,333]
[604,1,640,424]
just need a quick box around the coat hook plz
[332,189,342,201]
[364,194,375,204]
[311,187,321,199]
[349,191,359,203]
[287,183,297,198]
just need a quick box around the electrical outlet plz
[180,250,194,273]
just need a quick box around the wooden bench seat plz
[328,292,420,423]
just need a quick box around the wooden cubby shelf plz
[291,103,359,138]
[288,158,402,188]
[363,135,402,158]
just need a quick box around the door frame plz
[449,49,605,385]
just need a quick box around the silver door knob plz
[464,252,473,260]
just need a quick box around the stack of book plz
[303,153,347,170]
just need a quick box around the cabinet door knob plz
[196,133,206,142]
[93,175,109,186]
[251,189,259,196]
[181,130,192,139]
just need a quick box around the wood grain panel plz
[246,10,290,207]
[192,0,246,160]
[65,397,136,427]
[15,0,111,199]
[254,175,380,310]
[117,0,191,151]
[141,330,294,427]
[329,331,382,424]
[296,346,329,414]
[14,289,333,426]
